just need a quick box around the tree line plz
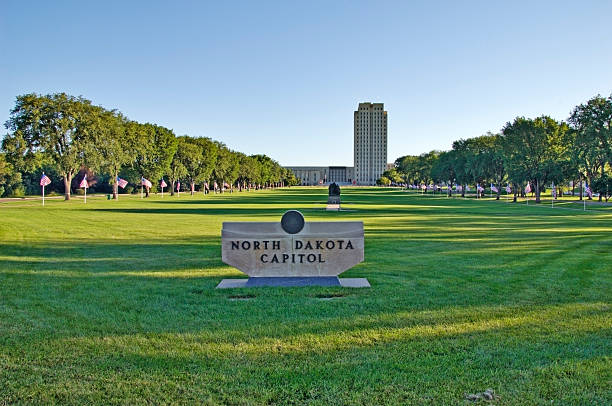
[380,94,612,203]
[1,93,299,199]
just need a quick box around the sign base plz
[216,277,370,288]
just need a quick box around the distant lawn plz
[0,187,610,405]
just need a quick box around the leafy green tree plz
[431,150,457,192]
[192,137,217,191]
[86,108,133,199]
[502,116,570,203]
[591,174,611,202]
[282,167,299,186]
[213,143,239,192]
[0,153,22,197]
[132,123,177,197]
[4,93,97,200]
[175,136,204,195]
[569,95,612,201]
[376,176,391,186]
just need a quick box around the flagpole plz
[84,186,86,203]
[42,184,45,206]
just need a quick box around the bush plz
[9,185,25,197]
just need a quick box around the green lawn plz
[1,188,610,405]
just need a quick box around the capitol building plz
[285,102,388,186]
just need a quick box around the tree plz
[502,116,570,203]
[0,153,22,197]
[376,176,391,186]
[175,136,204,195]
[132,123,177,197]
[167,137,188,196]
[431,150,457,190]
[86,108,133,199]
[192,137,217,191]
[4,93,96,200]
[569,95,612,201]
[213,143,238,192]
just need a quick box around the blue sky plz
[2,1,611,166]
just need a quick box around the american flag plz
[457,185,463,192]
[224,182,230,189]
[79,175,88,188]
[477,184,484,192]
[465,185,471,191]
[141,177,152,188]
[191,183,195,192]
[177,181,180,191]
[551,183,556,198]
[214,181,218,190]
[585,183,592,198]
[160,179,167,188]
[525,183,531,194]
[505,185,512,194]
[491,184,499,193]
[116,177,128,189]
[204,182,209,190]
[40,174,51,187]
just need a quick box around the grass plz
[0,187,610,405]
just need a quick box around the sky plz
[1,0,611,166]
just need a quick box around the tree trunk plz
[600,166,605,202]
[190,182,195,196]
[535,179,541,203]
[145,187,150,198]
[171,180,175,196]
[113,172,118,200]
[63,175,72,200]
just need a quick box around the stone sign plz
[217,210,369,288]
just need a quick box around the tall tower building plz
[354,102,387,185]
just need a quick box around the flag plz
[505,185,511,194]
[141,177,152,188]
[191,183,195,192]
[117,177,128,189]
[525,183,531,194]
[214,181,218,190]
[551,183,556,198]
[465,185,471,191]
[477,184,484,192]
[160,179,167,188]
[40,174,51,187]
[223,182,230,189]
[204,182,209,190]
[79,175,88,189]
[457,185,463,192]
[491,184,499,193]
[177,181,181,192]
[585,183,592,198]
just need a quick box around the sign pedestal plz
[217,277,370,288]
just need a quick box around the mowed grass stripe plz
[0,187,610,404]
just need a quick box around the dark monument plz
[327,182,341,210]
